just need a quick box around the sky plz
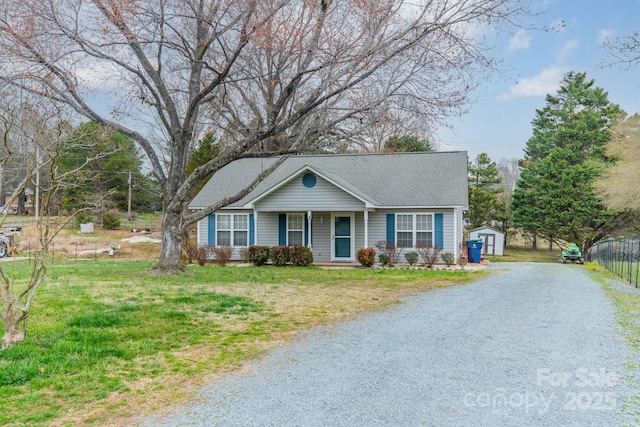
[437,0,640,163]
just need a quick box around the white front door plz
[331,213,355,261]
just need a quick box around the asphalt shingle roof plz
[189,151,469,209]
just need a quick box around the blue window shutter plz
[249,213,255,246]
[304,217,309,246]
[386,214,395,245]
[434,213,443,249]
[208,214,216,246]
[278,214,286,246]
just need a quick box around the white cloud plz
[597,29,615,44]
[508,29,532,52]
[555,39,579,63]
[497,66,566,102]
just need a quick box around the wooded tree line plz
[0,113,159,217]
[466,72,640,255]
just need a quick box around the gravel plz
[141,262,638,426]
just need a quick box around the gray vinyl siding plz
[197,216,208,247]
[355,212,365,250]
[256,212,279,247]
[368,209,455,256]
[197,207,458,263]
[311,213,331,262]
[255,175,365,212]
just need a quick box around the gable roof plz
[469,226,504,235]
[189,151,469,210]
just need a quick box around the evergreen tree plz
[511,72,630,253]
[383,135,433,152]
[57,122,147,214]
[185,133,220,198]
[465,153,503,229]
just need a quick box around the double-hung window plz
[287,214,304,246]
[396,213,433,248]
[216,214,248,246]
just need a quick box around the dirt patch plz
[12,226,162,261]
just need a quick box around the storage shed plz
[468,226,505,256]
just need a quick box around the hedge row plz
[246,245,314,267]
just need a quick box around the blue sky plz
[438,0,640,162]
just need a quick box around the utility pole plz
[127,171,132,221]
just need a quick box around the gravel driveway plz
[141,263,638,426]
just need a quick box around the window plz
[287,214,304,246]
[396,213,433,248]
[217,214,249,246]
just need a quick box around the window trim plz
[216,213,249,247]
[286,213,305,246]
[395,213,434,248]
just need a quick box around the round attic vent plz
[302,172,317,188]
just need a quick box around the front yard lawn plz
[1,261,486,426]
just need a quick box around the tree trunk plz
[532,233,537,250]
[2,324,25,348]
[1,310,26,348]
[154,206,185,272]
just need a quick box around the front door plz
[332,213,354,261]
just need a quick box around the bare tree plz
[496,158,520,196]
[0,92,114,347]
[596,114,640,211]
[603,31,640,69]
[0,0,528,272]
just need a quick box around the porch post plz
[307,210,312,249]
[364,210,369,248]
[253,210,258,245]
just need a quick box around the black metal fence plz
[589,236,640,288]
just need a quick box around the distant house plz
[189,151,469,263]
[468,226,505,256]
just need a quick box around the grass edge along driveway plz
[0,261,487,426]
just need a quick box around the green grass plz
[595,259,640,288]
[589,265,640,423]
[0,261,485,426]
[486,246,560,263]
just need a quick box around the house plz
[468,226,505,256]
[189,151,469,263]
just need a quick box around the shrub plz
[210,245,234,266]
[375,240,402,267]
[247,246,270,266]
[102,212,121,230]
[183,241,199,264]
[378,253,390,266]
[457,256,468,270]
[238,247,249,263]
[405,251,419,266]
[417,244,442,268]
[196,245,210,266]
[75,211,94,227]
[290,246,314,267]
[356,247,376,267]
[270,246,291,267]
[441,252,455,266]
